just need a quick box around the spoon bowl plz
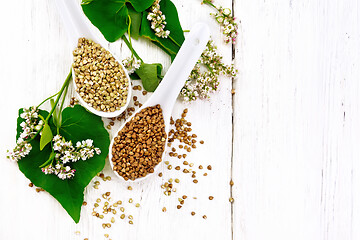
[71,55,132,118]
[109,23,210,182]
[55,0,131,118]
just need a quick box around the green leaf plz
[81,0,154,42]
[128,5,142,40]
[156,63,163,79]
[129,0,154,12]
[135,63,162,92]
[39,123,53,151]
[16,105,109,223]
[139,0,185,60]
[39,152,55,168]
[129,71,140,80]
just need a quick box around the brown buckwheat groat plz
[111,104,167,180]
[72,37,129,112]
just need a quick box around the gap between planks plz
[231,0,236,240]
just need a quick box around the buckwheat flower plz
[34,124,42,131]
[60,151,73,164]
[53,141,62,152]
[95,148,101,155]
[122,56,142,75]
[80,149,87,160]
[6,141,32,161]
[20,129,30,140]
[223,8,231,16]
[216,16,224,23]
[63,140,73,149]
[53,134,61,142]
[72,154,81,162]
[58,172,66,180]
[7,106,43,162]
[203,0,238,44]
[147,0,170,38]
[19,106,42,140]
[16,138,24,145]
[42,164,55,175]
[40,135,101,180]
[181,40,238,102]
[64,170,76,179]
[84,139,93,147]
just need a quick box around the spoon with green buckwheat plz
[55,0,132,118]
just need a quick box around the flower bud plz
[223,8,231,16]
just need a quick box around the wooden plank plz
[232,0,360,239]
[0,0,234,239]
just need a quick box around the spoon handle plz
[145,23,210,120]
[54,0,106,48]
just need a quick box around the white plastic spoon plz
[109,23,210,182]
[55,0,132,118]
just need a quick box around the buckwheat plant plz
[202,0,238,44]
[181,40,238,102]
[41,135,101,180]
[6,107,43,161]
[122,56,142,74]
[147,0,170,38]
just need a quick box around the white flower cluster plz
[181,40,238,102]
[7,139,32,162]
[122,56,141,75]
[204,0,238,44]
[147,0,170,38]
[7,107,43,161]
[42,135,101,180]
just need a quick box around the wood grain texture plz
[233,0,360,239]
[0,0,233,239]
[1,0,359,239]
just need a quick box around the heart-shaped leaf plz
[81,0,154,42]
[128,5,142,40]
[139,0,185,61]
[135,63,163,91]
[16,105,109,223]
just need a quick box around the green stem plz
[183,30,190,32]
[58,83,69,116]
[169,35,181,48]
[203,0,217,10]
[127,15,133,57]
[50,98,58,128]
[204,63,215,74]
[122,35,143,62]
[26,69,72,144]
[39,150,55,168]
[37,92,60,108]
[57,83,69,133]
[46,69,72,123]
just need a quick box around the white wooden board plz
[1,0,359,239]
[0,0,233,239]
[233,0,360,239]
